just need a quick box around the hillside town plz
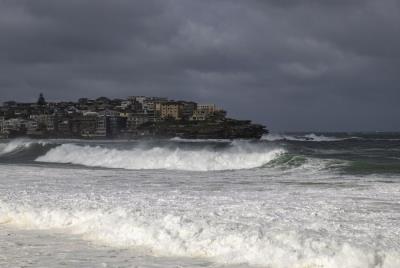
[0,94,267,139]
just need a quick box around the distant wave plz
[1,200,398,268]
[35,142,284,171]
[169,137,231,143]
[262,133,352,142]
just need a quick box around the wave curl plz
[0,139,49,156]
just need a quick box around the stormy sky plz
[0,0,399,131]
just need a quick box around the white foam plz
[304,133,341,142]
[35,143,284,171]
[261,133,298,141]
[170,137,231,143]
[1,200,399,268]
[263,133,347,142]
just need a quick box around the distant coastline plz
[0,94,267,140]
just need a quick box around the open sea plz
[0,133,399,268]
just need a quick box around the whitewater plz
[0,134,400,268]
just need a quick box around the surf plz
[1,199,399,268]
[35,142,285,171]
[262,133,354,142]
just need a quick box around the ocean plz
[0,133,399,268]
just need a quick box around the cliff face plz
[138,118,268,139]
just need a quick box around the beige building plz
[119,111,131,118]
[143,97,167,112]
[160,102,184,120]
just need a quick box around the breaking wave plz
[0,139,48,156]
[35,142,284,171]
[262,133,351,142]
[170,137,230,143]
[1,201,398,268]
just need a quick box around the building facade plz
[30,114,56,131]
[160,102,184,120]
[127,113,149,129]
[0,117,5,135]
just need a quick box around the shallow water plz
[0,227,228,268]
[0,133,400,267]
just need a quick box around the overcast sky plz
[0,0,399,131]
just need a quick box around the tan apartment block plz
[160,102,183,120]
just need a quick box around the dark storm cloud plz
[0,0,399,131]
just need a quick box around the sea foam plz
[1,200,399,268]
[35,142,284,171]
[262,133,347,142]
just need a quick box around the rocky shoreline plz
[2,118,268,140]
[136,118,268,139]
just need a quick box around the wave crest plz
[35,143,284,171]
[263,133,348,142]
[0,139,48,156]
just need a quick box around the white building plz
[26,120,39,134]
[120,100,131,109]
[197,104,217,113]
[30,114,55,131]
[190,104,220,121]
[190,109,209,121]
[0,117,5,134]
[98,110,119,117]
[128,96,147,104]
[82,111,99,116]
[95,116,107,137]
[127,113,149,129]
[2,118,27,133]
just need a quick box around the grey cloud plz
[0,0,399,131]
